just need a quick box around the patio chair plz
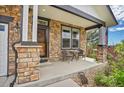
[61,50,74,61]
[78,49,85,60]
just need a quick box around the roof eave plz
[106,5,118,26]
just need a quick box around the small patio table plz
[62,50,79,61]
[68,50,79,60]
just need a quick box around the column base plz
[15,43,42,84]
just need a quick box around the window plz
[0,25,5,31]
[72,28,79,49]
[62,26,80,49]
[38,19,48,26]
[62,26,71,49]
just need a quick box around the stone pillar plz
[15,44,41,84]
[97,45,107,63]
[97,26,108,63]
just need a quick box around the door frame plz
[0,15,13,76]
[37,24,50,58]
[0,22,9,77]
[38,16,50,58]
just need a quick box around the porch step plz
[14,71,76,87]
[40,57,49,63]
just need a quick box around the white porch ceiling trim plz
[38,5,97,28]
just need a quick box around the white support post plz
[22,5,29,42]
[32,5,38,42]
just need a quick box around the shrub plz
[95,72,115,87]
[95,69,124,87]
[113,70,124,87]
[94,40,124,87]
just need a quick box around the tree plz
[115,40,124,56]
[87,29,99,58]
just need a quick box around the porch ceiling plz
[38,5,97,28]
[71,5,118,27]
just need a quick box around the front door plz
[0,23,8,76]
[38,25,49,63]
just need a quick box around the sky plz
[108,5,124,45]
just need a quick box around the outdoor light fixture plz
[42,8,46,12]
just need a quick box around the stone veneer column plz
[15,44,41,84]
[80,28,86,55]
[97,45,107,63]
[49,20,61,61]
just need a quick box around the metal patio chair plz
[61,50,74,61]
[78,49,86,60]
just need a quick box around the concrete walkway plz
[15,58,102,87]
[46,79,80,87]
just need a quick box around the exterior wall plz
[49,19,86,61]
[0,5,21,75]
[0,5,33,75]
[49,20,61,60]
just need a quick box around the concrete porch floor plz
[0,75,14,87]
[15,57,103,87]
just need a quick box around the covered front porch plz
[0,5,117,86]
[14,57,106,87]
[13,5,112,85]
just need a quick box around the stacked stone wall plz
[0,5,33,75]
[49,19,86,61]
[97,45,107,63]
[15,45,40,84]
[0,5,21,75]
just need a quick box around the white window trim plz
[62,26,71,49]
[62,26,80,49]
[72,29,80,49]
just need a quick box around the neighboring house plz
[0,5,117,84]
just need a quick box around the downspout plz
[9,6,23,87]
[9,40,20,87]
